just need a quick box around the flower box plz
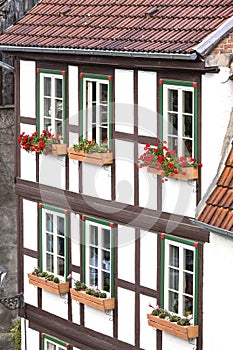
[147,314,198,340]
[68,148,113,165]
[70,289,115,311]
[49,143,67,156]
[147,166,198,181]
[28,273,69,295]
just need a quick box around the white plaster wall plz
[71,213,80,267]
[118,225,135,283]
[201,69,233,195]
[23,255,38,307]
[82,162,111,200]
[39,154,66,189]
[115,69,134,134]
[163,332,196,350]
[203,233,233,350]
[20,124,36,181]
[84,305,113,337]
[138,70,157,137]
[23,199,37,251]
[115,140,134,205]
[140,231,157,290]
[69,132,79,193]
[21,319,39,350]
[42,289,68,319]
[20,60,36,118]
[140,294,157,350]
[71,272,81,325]
[117,287,135,345]
[69,65,79,126]
[73,348,81,350]
[162,178,196,217]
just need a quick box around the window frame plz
[160,79,198,159]
[39,204,69,282]
[82,216,115,298]
[161,234,199,325]
[37,68,66,142]
[42,333,69,350]
[80,73,113,150]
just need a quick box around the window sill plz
[70,288,115,311]
[147,166,198,181]
[28,273,69,295]
[147,314,198,340]
[68,148,113,165]
[49,143,67,156]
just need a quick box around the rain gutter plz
[0,45,198,60]
[190,218,233,240]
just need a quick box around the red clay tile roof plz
[197,142,233,232]
[0,0,232,55]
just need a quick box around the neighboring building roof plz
[197,141,233,233]
[0,0,232,58]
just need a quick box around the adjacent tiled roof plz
[197,141,233,232]
[0,0,232,55]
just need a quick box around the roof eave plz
[190,218,233,239]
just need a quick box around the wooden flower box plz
[28,273,69,295]
[49,143,67,156]
[68,148,113,165]
[147,166,198,181]
[70,289,115,311]
[147,314,198,340]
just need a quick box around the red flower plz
[168,163,174,169]
[157,155,164,163]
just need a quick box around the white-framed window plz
[42,334,69,350]
[162,80,197,158]
[83,217,114,297]
[40,205,68,281]
[80,73,112,146]
[38,69,65,140]
[162,235,198,324]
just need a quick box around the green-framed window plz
[161,234,199,324]
[160,80,197,158]
[80,73,112,149]
[39,204,69,282]
[82,216,115,297]
[41,333,69,350]
[37,69,66,141]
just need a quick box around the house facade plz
[0,1,232,350]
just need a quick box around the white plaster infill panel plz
[21,319,39,350]
[115,69,134,134]
[84,304,113,337]
[23,255,38,307]
[82,162,111,200]
[68,65,79,126]
[69,132,79,193]
[71,213,80,267]
[23,199,37,251]
[71,272,81,325]
[20,60,36,118]
[140,230,157,290]
[42,289,68,319]
[39,153,66,189]
[138,70,157,137]
[163,332,196,350]
[118,225,135,283]
[140,294,157,350]
[20,124,36,181]
[117,287,135,345]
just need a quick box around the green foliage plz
[10,319,21,350]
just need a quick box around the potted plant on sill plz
[147,304,198,340]
[69,277,115,311]
[137,140,202,182]
[28,268,69,295]
[18,130,67,156]
[68,138,113,165]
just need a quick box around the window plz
[82,216,114,297]
[80,73,112,147]
[161,235,198,324]
[161,80,197,158]
[38,69,66,140]
[42,334,69,350]
[40,205,68,281]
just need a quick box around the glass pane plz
[57,237,64,256]
[99,127,107,141]
[44,98,51,117]
[168,136,178,154]
[44,77,51,96]
[44,118,52,132]
[46,213,53,232]
[55,120,63,136]
[57,257,64,276]
[168,89,178,112]
[89,267,98,286]
[183,295,193,317]
[183,115,192,138]
[46,233,54,253]
[100,105,108,125]
[183,139,193,157]
[184,272,193,295]
[184,249,193,271]
[55,99,63,119]
[55,78,62,98]
[169,245,179,267]
[90,247,98,267]
[102,250,110,271]
[90,226,98,245]
[102,229,110,249]
[46,253,54,272]
[57,217,64,236]
[47,342,56,350]
[168,113,178,135]
[169,267,179,290]
[100,83,108,103]
[168,290,178,313]
[182,90,193,114]
[102,271,110,292]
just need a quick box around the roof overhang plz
[190,218,233,239]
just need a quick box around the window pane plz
[168,89,178,112]
[44,77,51,96]
[99,127,107,141]
[90,226,98,245]
[57,237,64,256]
[89,267,98,286]
[102,271,110,292]
[46,253,54,272]
[168,136,178,154]
[44,98,51,117]
[55,120,63,137]
[57,257,64,276]
[169,268,179,290]
[184,249,193,271]
[90,247,98,267]
[183,139,193,157]
[183,295,193,317]
[183,115,192,138]
[182,90,192,114]
[102,250,110,271]
[168,113,178,135]
[44,118,52,132]
[169,245,179,267]
[102,229,110,249]
[55,100,63,119]
[100,83,108,103]
[100,105,108,125]
[47,342,56,350]
[168,290,178,313]
[46,214,53,232]
[184,272,193,295]
[55,78,62,98]
[57,217,64,236]
[46,233,54,253]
